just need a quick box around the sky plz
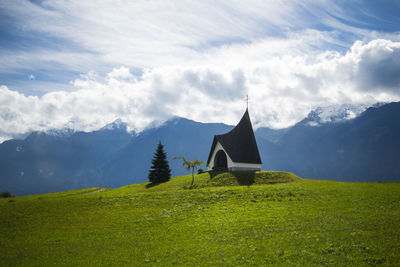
[0,0,400,142]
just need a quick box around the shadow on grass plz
[145,181,165,188]
[208,171,256,185]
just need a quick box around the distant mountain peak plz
[168,116,184,125]
[304,103,371,126]
[101,119,128,131]
[149,116,194,130]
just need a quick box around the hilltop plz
[1,171,400,266]
[120,171,301,192]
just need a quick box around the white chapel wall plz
[208,141,261,171]
[228,162,261,171]
[208,141,234,170]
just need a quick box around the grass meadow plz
[1,171,400,266]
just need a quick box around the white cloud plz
[1,39,400,142]
[3,0,398,75]
[107,67,133,80]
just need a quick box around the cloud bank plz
[1,1,400,142]
[1,39,400,142]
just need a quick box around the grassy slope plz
[1,171,400,266]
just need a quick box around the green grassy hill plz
[1,171,400,266]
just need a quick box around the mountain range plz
[1,102,399,195]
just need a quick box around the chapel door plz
[214,150,228,170]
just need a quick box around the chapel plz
[207,108,262,171]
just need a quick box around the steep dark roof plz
[207,109,262,165]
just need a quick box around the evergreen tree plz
[148,141,171,183]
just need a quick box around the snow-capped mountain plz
[1,102,400,196]
[304,103,387,126]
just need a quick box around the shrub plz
[198,168,205,174]
[0,191,14,198]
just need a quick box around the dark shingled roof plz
[207,109,262,165]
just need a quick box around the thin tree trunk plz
[191,167,194,188]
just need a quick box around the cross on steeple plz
[246,94,248,109]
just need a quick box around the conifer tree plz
[148,141,171,183]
